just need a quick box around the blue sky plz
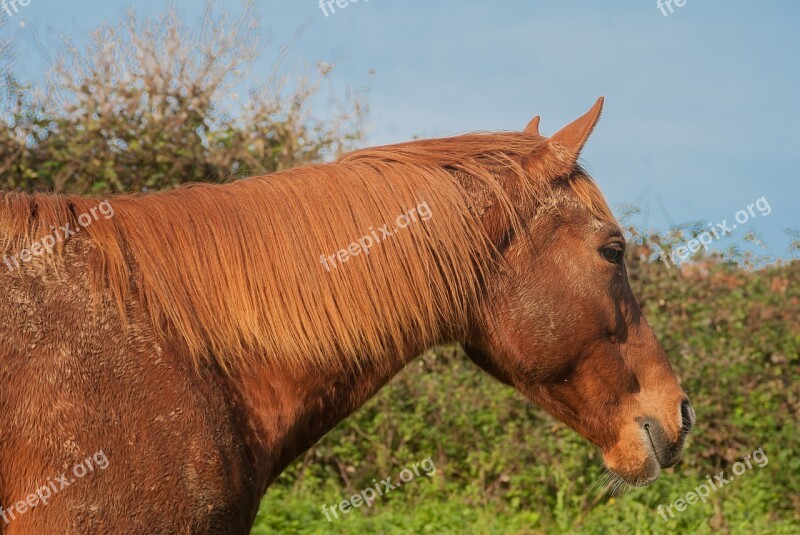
[2,0,799,258]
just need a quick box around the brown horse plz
[0,98,694,533]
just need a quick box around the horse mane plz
[0,132,614,373]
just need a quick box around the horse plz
[0,97,694,533]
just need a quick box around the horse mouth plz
[634,424,663,486]
[644,423,662,465]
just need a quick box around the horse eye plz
[601,245,624,263]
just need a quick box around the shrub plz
[0,2,367,193]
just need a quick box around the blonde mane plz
[0,132,614,373]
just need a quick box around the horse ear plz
[523,116,540,135]
[549,97,604,164]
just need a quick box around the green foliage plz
[256,238,800,534]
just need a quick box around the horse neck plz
[233,340,437,488]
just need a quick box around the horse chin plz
[601,433,663,488]
[615,458,661,488]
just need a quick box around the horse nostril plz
[680,399,696,434]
